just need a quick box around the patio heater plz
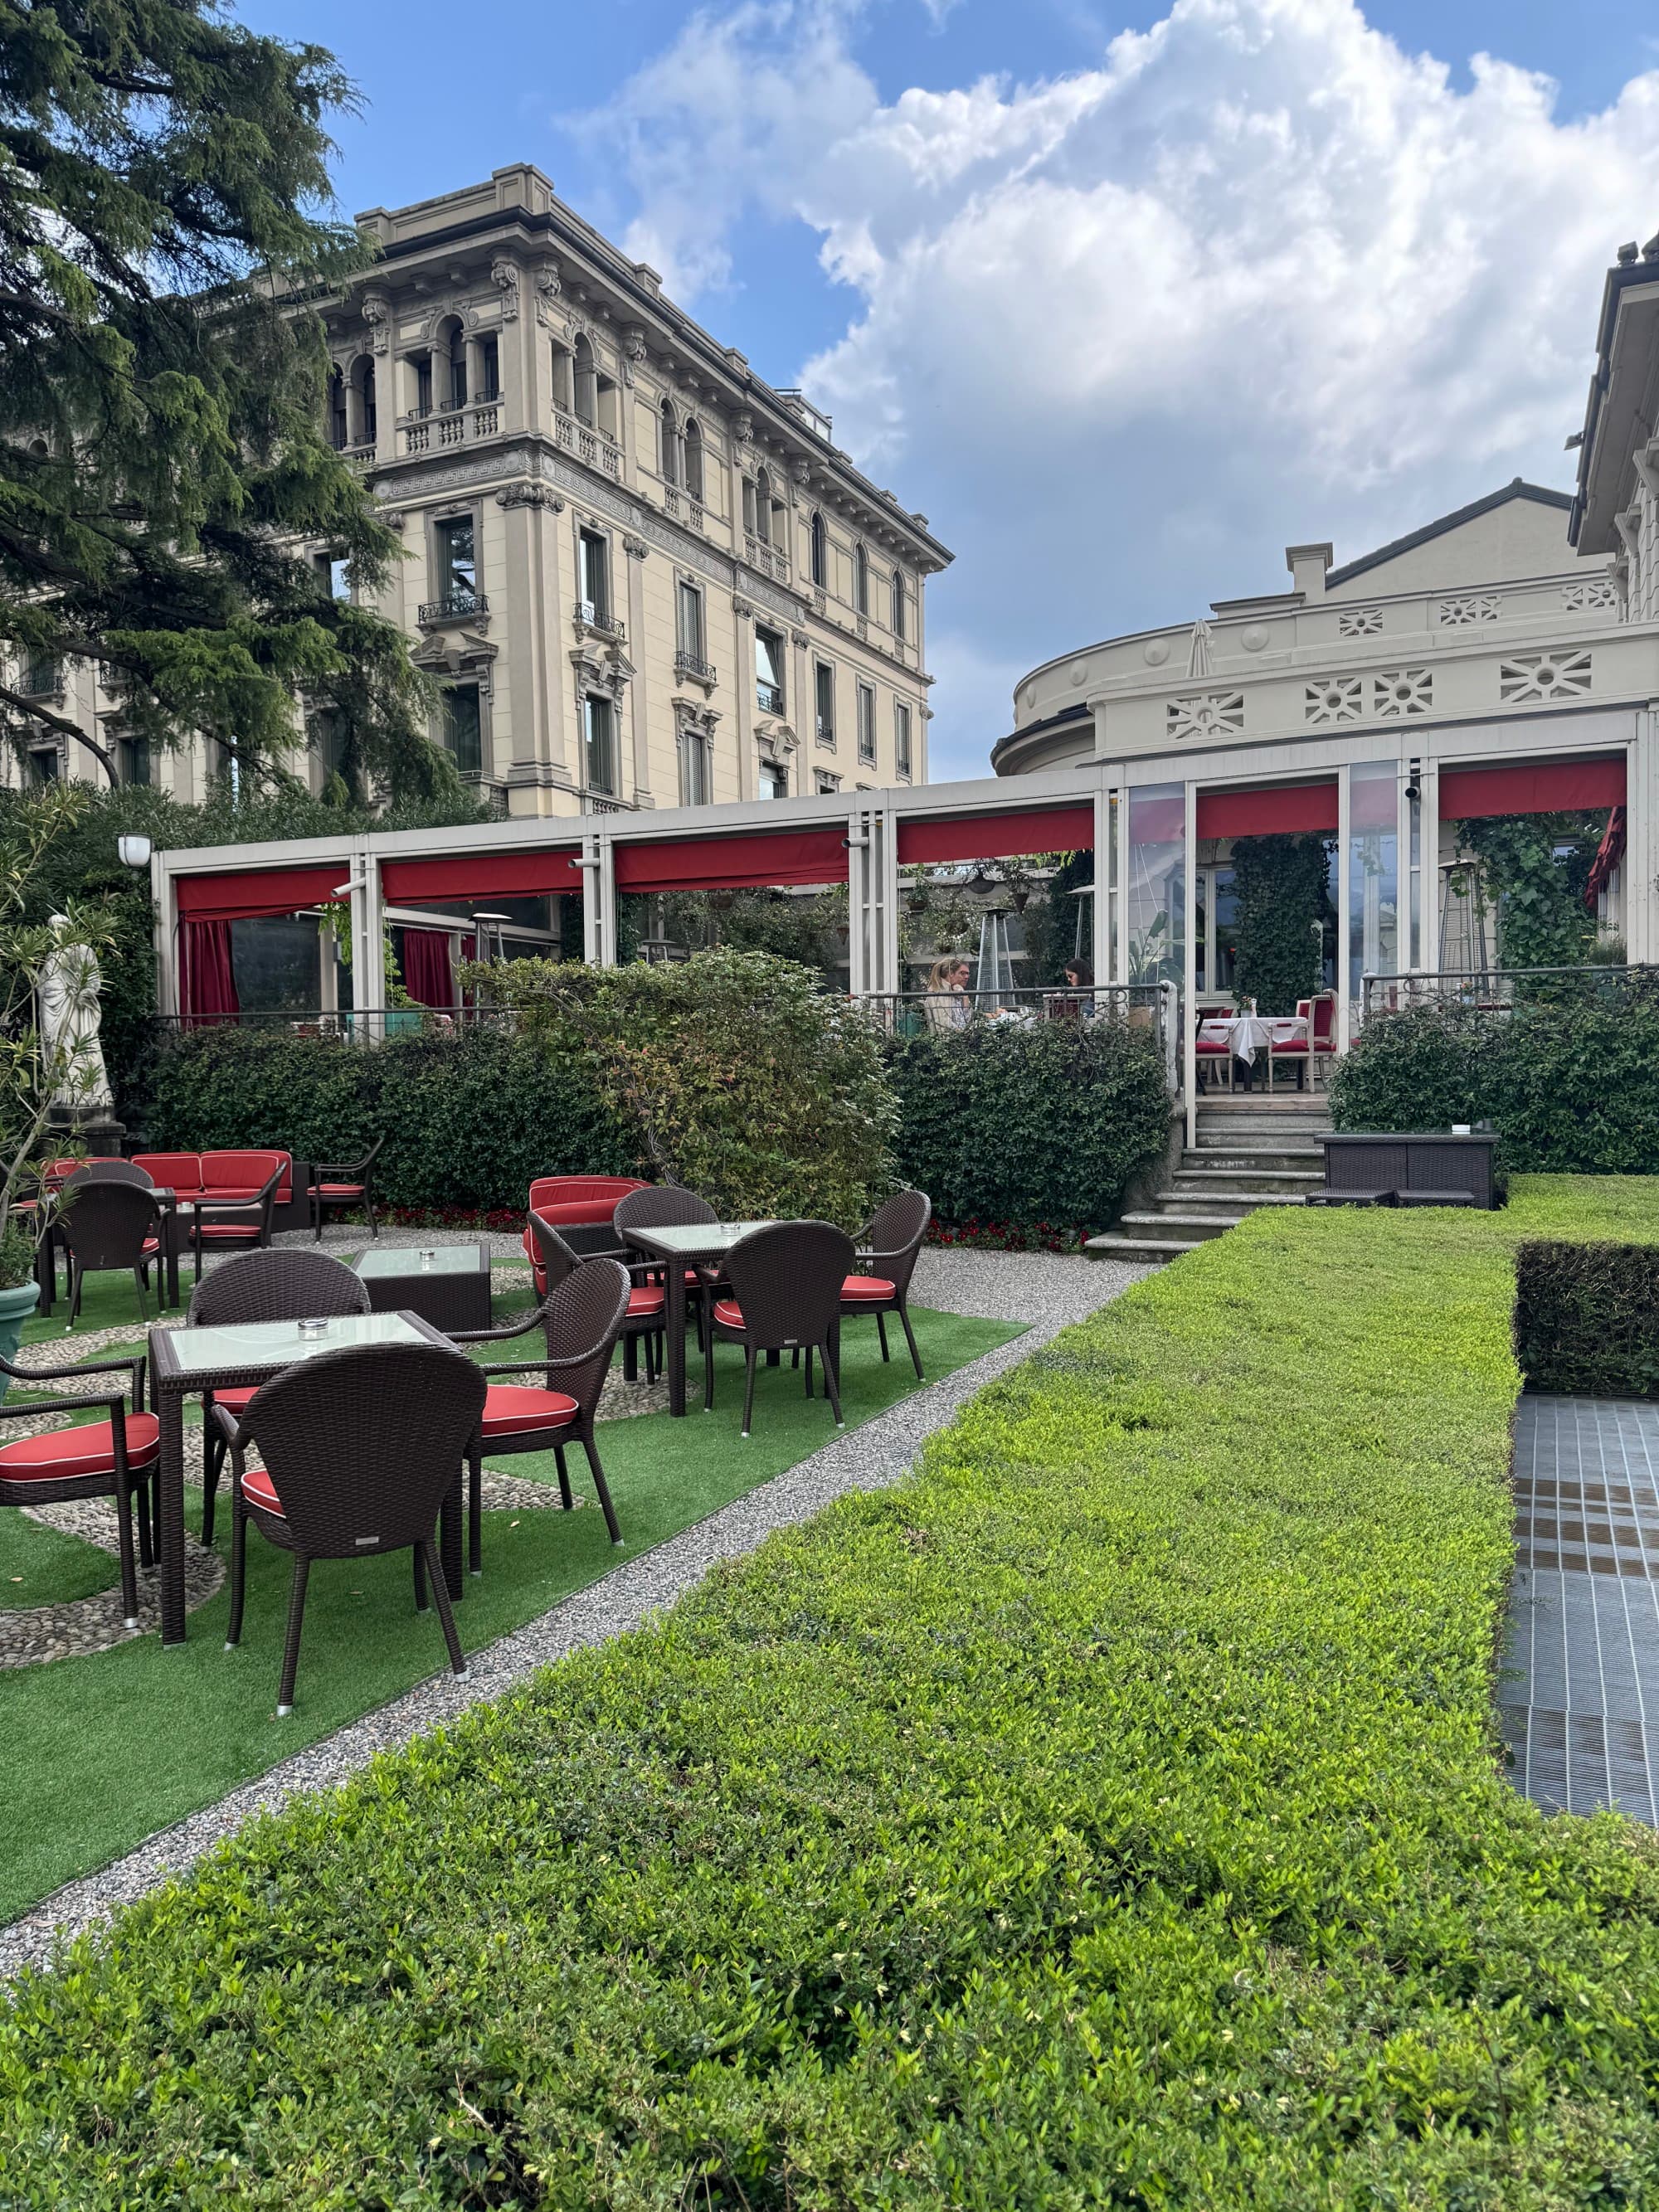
[964,863,1017,1014]
[470,911,511,965]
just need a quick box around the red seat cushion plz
[481,1385,579,1438]
[712,1297,745,1329]
[528,1176,648,1226]
[211,1385,259,1412]
[626,1286,665,1317]
[196,1223,263,1241]
[241,1463,284,1515]
[132,1153,202,1189]
[0,1413,160,1483]
[310,1183,364,1199]
[1194,1038,1229,1055]
[202,1150,291,1202]
[841,1275,895,1301]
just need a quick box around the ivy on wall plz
[1229,834,1331,1015]
[1454,810,1602,973]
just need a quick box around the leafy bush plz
[1331,987,1659,1171]
[1230,830,1331,1014]
[888,1016,1170,1233]
[9,1188,1659,2202]
[477,948,897,1231]
[1515,1237,1659,1398]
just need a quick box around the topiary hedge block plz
[1514,1237,1659,1398]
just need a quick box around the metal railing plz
[1361,963,1658,1018]
[418,592,489,625]
[675,651,716,682]
[856,982,1179,1090]
[756,681,785,716]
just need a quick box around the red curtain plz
[401,929,455,1009]
[175,863,350,921]
[896,805,1093,866]
[382,849,583,902]
[1440,756,1626,821]
[614,828,849,892]
[1195,782,1338,839]
[180,921,239,1026]
[1584,805,1627,911]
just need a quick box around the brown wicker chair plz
[612,1184,722,1343]
[450,1255,630,1567]
[187,1159,285,1272]
[0,1348,155,1627]
[840,1189,932,1379]
[54,1176,164,1325]
[705,1222,854,1437]
[528,1216,664,1383]
[217,1340,486,1715]
[187,1248,372,1546]
[306,1135,387,1241]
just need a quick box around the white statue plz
[38,916,113,1113]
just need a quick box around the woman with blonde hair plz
[924,955,972,1033]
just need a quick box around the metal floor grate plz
[1503,1395,1659,1822]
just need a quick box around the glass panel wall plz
[1349,760,1399,1006]
[1126,783,1184,987]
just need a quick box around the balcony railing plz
[744,535,790,584]
[756,680,785,717]
[418,592,489,626]
[675,651,716,683]
[581,790,628,815]
[401,402,500,457]
[18,660,62,698]
[576,605,626,643]
[663,484,705,532]
[554,410,623,480]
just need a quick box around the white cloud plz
[579,0,1659,764]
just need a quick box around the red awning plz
[897,805,1094,866]
[614,829,850,892]
[1440,756,1627,821]
[382,848,583,902]
[1196,782,1338,839]
[174,863,352,922]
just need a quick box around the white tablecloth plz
[1198,1014,1307,1066]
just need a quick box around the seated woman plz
[1050,958,1095,1018]
[923,955,972,1033]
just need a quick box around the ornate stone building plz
[8,164,949,815]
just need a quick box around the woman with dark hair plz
[1053,957,1095,1018]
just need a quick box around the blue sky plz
[245,0,1659,776]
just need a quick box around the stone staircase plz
[1087,1094,1330,1266]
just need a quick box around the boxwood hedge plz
[6,1183,1659,2205]
[1515,1237,1659,1399]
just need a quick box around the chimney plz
[1285,542,1333,600]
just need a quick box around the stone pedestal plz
[46,1107,125,1159]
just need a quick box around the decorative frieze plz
[1563,578,1618,611]
[1438,594,1500,625]
[1499,652,1593,703]
[1374,668,1433,717]
[1336,607,1383,637]
[1305,676,1362,726]
[1165,692,1244,741]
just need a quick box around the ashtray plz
[296,1318,330,1339]
[418,1247,438,1267]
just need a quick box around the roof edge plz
[1326,479,1572,590]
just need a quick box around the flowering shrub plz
[927,1216,1090,1253]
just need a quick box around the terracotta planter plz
[0,1279,40,1403]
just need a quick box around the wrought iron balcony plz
[418,592,489,626]
[675,651,716,682]
[18,659,62,698]
[576,605,626,643]
[756,680,785,717]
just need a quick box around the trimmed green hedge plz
[887,1018,1170,1234]
[1330,991,1659,1171]
[147,1014,1171,1233]
[1515,1237,1659,1398]
[7,1182,1659,2204]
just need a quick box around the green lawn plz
[6,1180,1659,2206]
[0,1289,1019,1922]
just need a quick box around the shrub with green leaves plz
[1331,986,1659,1171]
[7,1185,1659,2203]
[888,1015,1170,1233]
[1514,1237,1659,1398]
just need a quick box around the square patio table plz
[620,1219,779,1417]
[148,1309,465,1646]
[354,1243,492,1334]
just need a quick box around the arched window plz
[810,509,827,587]
[444,318,468,409]
[349,354,377,445]
[572,333,597,426]
[551,341,574,416]
[890,565,906,639]
[659,398,680,485]
[684,417,704,502]
[327,366,348,450]
[854,542,869,617]
[754,467,773,546]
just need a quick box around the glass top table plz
[355,1245,482,1278]
[624,1220,777,1257]
[619,1221,781,1417]
[158,1310,429,1375]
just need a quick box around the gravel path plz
[0,1248,1147,1980]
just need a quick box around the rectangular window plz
[415,357,432,416]
[758,761,787,800]
[675,580,705,665]
[894,700,912,779]
[477,335,499,401]
[443,683,483,776]
[755,626,785,715]
[29,746,59,785]
[314,552,350,601]
[435,516,477,605]
[680,726,713,807]
[578,528,610,623]
[584,693,615,795]
[891,570,907,639]
[815,661,835,746]
[117,735,151,788]
[857,682,876,763]
[21,653,60,695]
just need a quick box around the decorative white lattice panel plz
[1438,595,1500,625]
[1336,607,1383,637]
[1305,677,1363,725]
[1373,668,1433,717]
[1498,653,1593,703]
[1562,579,1618,611]
[1165,692,1245,741]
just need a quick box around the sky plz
[243,0,1659,778]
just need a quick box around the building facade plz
[8,165,949,815]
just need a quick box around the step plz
[1086,1232,1204,1266]
[1168,1172,1321,1198]
[1180,1150,1324,1174]
[1117,1209,1243,1244]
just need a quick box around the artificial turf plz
[0,1284,1019,1922]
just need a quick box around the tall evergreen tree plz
[0,0,450,800]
